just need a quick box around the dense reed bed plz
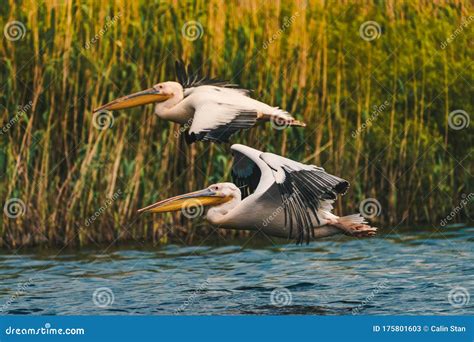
[0,0,473,248]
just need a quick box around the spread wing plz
[187,87,258,143]
[231,149,261,199]
[259,152,350,244]
[231,145,350,244]
[230,144,275,200]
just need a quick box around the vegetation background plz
[0,0,472,248]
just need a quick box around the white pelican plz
[139,144,377,244]
[93,61,305,143]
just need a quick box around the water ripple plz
[0,225,472,315]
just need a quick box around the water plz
[0,225,472,315]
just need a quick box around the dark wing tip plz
[174,59,239,89]
[183,130,207,144]
[175,59,187,85]
[335,180,350,195]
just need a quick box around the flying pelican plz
[93,61,305,143]
[138,144,377,244]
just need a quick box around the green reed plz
[0,0,472,248]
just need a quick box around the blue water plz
[0,225,472,315]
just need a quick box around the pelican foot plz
[343,224,377,237]
[330,221,377,237]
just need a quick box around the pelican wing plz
[187,87,260,143]
[175,61,304,143]
[259,153,350,244]
[188,103,257,142]
[187,85,300,143]
[231,145,349,243]
[231,149,261,199]
[231,144,274,199]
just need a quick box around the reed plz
[0,0,472,248]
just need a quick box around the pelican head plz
[93,81,183,113]
[138,183,240,217]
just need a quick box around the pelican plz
[139,144,377,244]
[93,61,305,143]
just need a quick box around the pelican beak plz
[93,87,172,112]
[138,188,231,214]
